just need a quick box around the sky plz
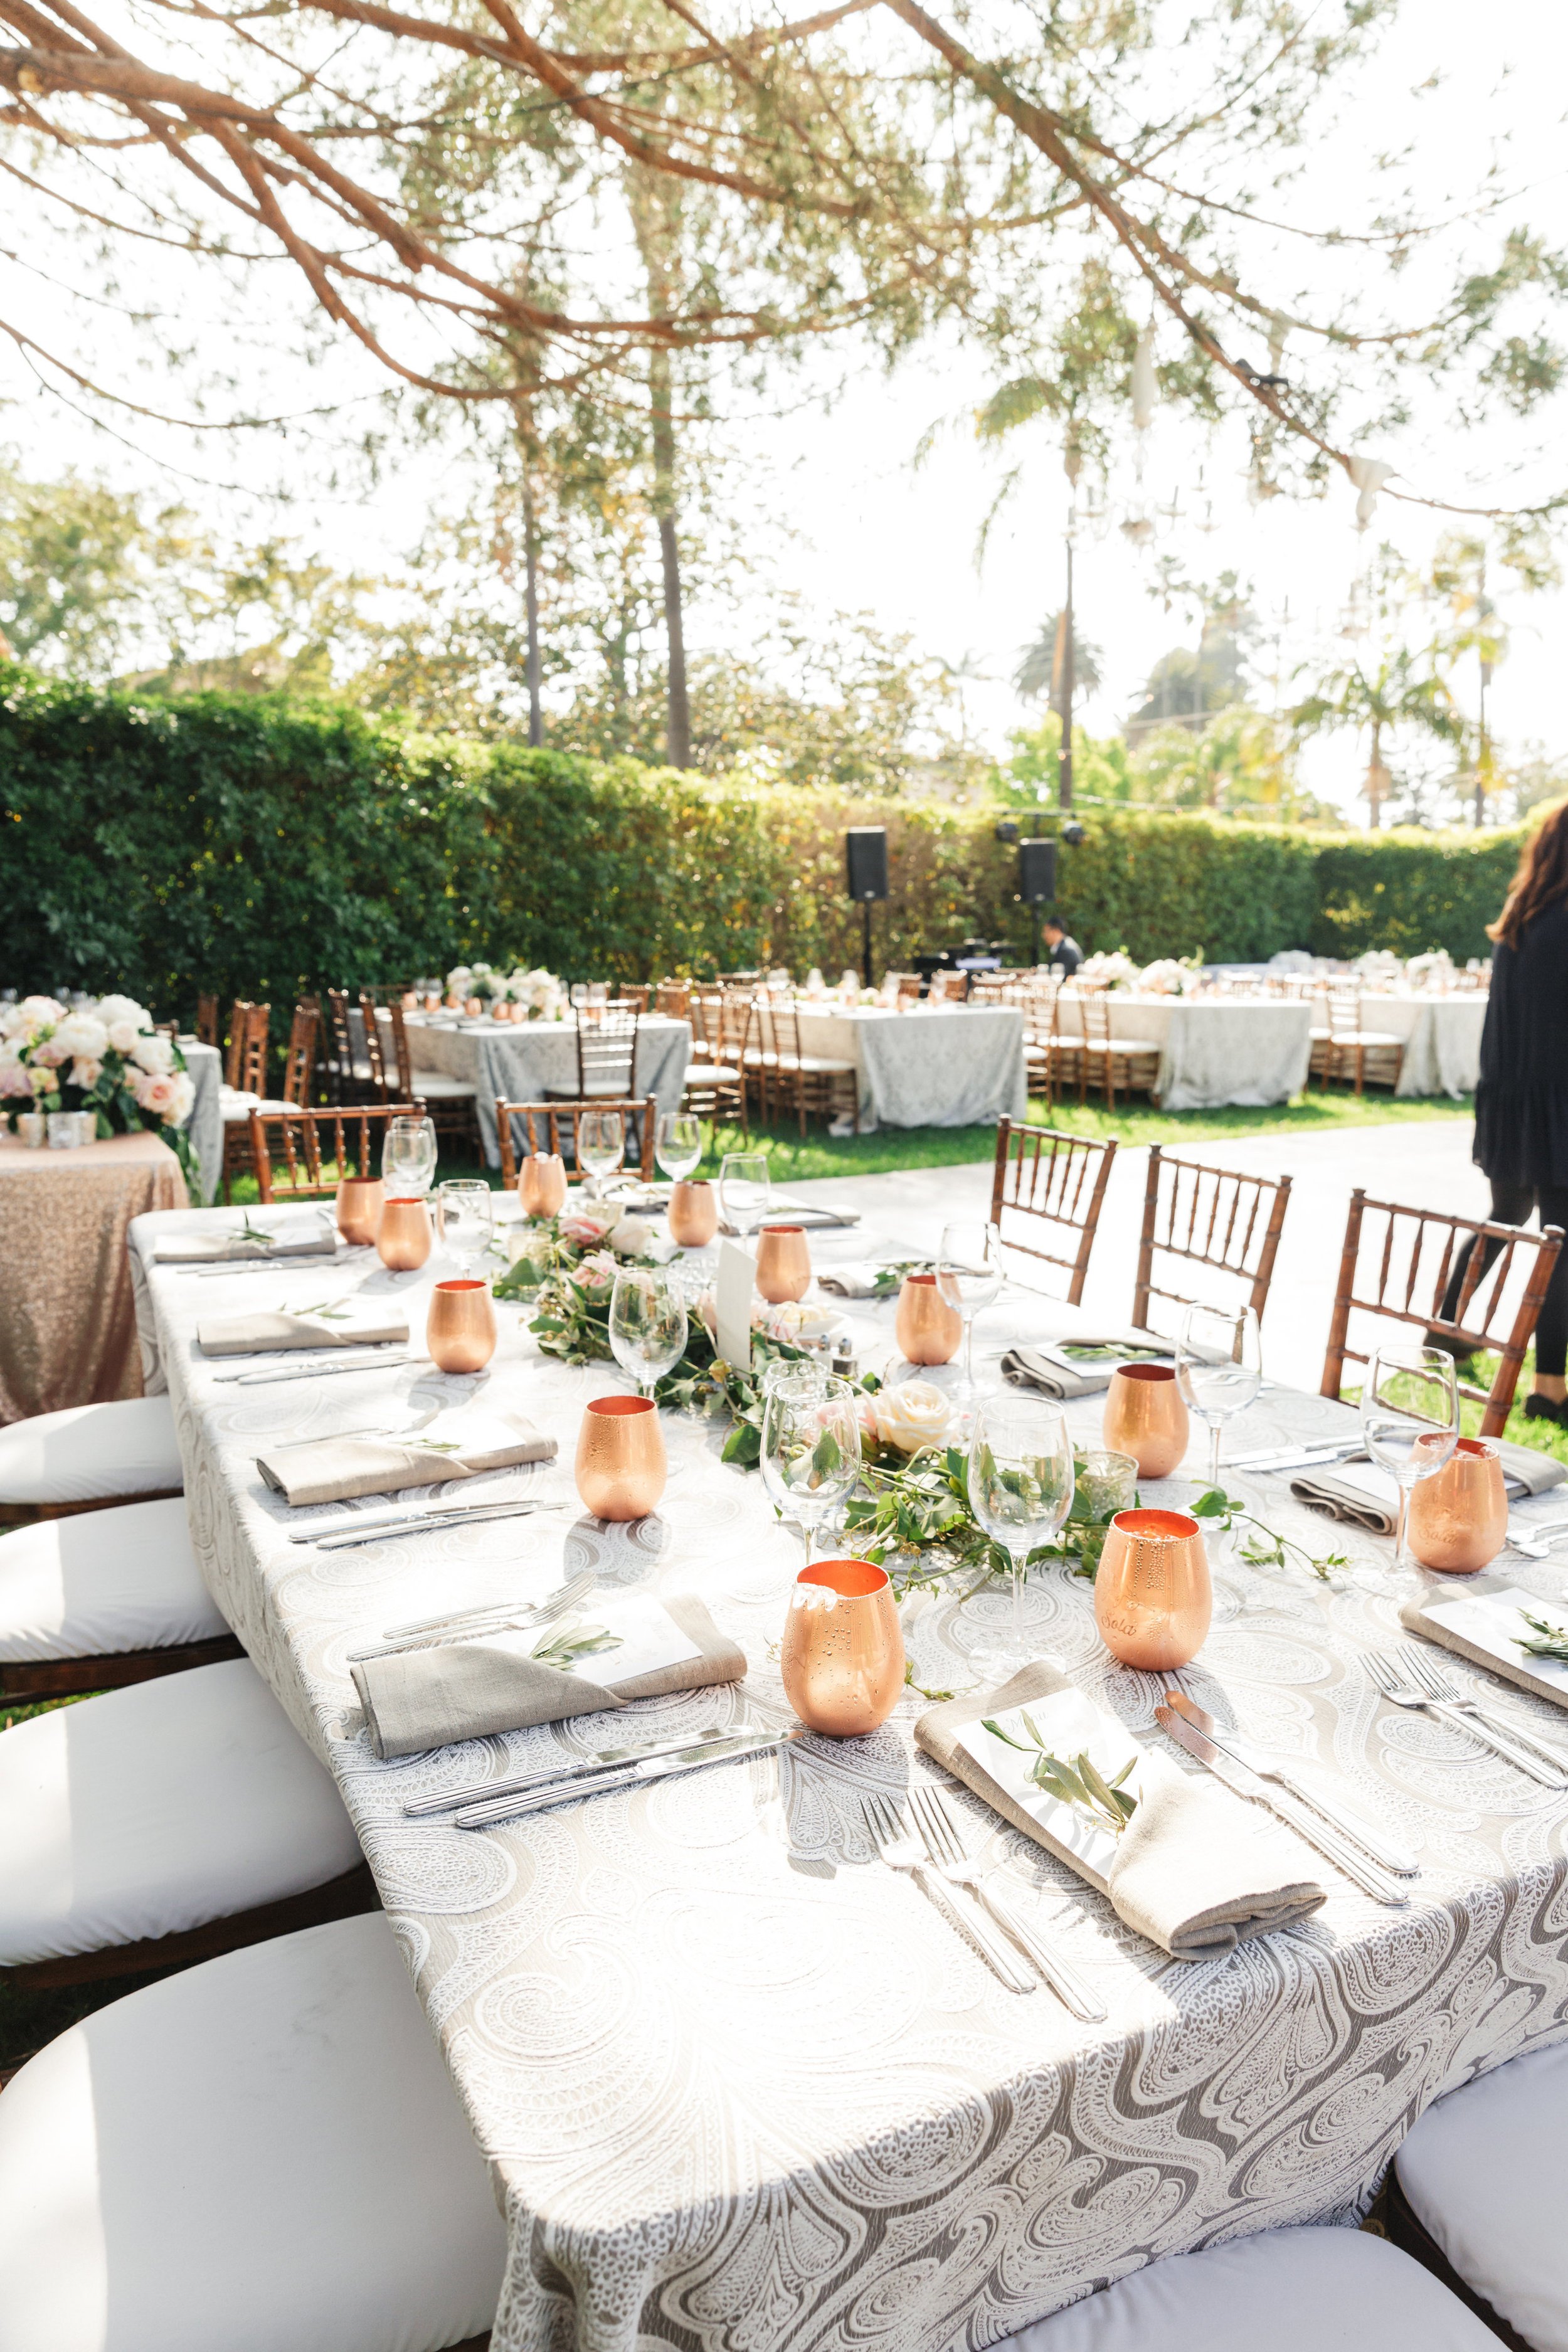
[1,0,1565,820]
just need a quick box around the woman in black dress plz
[1457,801,1568,1420]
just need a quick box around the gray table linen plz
[405,1013,692,1167]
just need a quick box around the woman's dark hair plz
[1490,798,1568,948]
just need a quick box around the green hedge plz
[0,667,1527,1014]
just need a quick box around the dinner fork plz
[908,1786,1106,2020]
[1364,1653,1567,1787]
[862,1795,1034,1993]
[347,1570,593,1663]
[1394,1643,1568,1776]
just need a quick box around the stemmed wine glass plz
[1361,1343,1459,1571]
[608,1266,689,1399]
[761,1374,863,1566]
[436,1179,493,1274]
[656,1111,702,1183]
[936,1221,1003,1398]
[578,1109,625,1196]
[719,1151,771,1242]
[1177,1301,1263,1491]
[383,1115,437,1198]
[965,1396,1075,1677]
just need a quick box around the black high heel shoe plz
[1523,1394,1568,1427]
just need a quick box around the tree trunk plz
[522,469,543,748]
[1368,719,1382,830]
[648,344,691,768]
[1057,538,1074,809]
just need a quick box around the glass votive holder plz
[1074,1448,1139,1576]
[16,1112,45,1148]
[47,1110,83,1149]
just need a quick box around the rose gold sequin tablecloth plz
[0,1131,186,1421]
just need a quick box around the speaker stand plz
[861,899,874,988]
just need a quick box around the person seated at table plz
[1043,916,1083,977]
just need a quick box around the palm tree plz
[1289,650,1465,829]
[1015,613,1103,709]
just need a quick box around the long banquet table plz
[127,1205,1568,2352]
[791,1001,1027,1128]
[1360,992,1487,1099]
[402,1012,692,1166]
[1053,995,1313,1110]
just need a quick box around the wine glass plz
[1177,1301,1263,1492]
[608,1266,689,1398]
[719,1150,771,1241]
[578,1108,625,1195]
[965,1396,1075,1677]
[760,1374,862,1565]
[1361,1343,1459,1571]
[436,1179,493,1274]
[383,1114,437,1198]
[936,1221,1003,1399]
[656,1111,702,1183]
[570,983,588,1014]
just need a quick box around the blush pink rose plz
[576,1250,617,1288]
[559,1207,616,1246]
[137,1071,184,1120]
[0,1061,30,1099]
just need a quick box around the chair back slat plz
[196,995,219,1050]
[280,1004,317,1108]
[574,1007,640,1100]
[494,1098,656,1189]
[1132,1144,1291,1337]
[249,1102,422,1201]
[230,1002,270,1096]
[990,1120,1117,1306]
[376,1003,417,1101]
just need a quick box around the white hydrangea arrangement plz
[1353,949,1404,987]
[1404,950,1456,990]
[1078,950,1142,990]
[0,993,196,1175]
[504,967,567,1020]
[1135,958,1192,997]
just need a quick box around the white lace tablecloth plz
[791,1003,1027,1128]
[404,1013,692,1165]
[127,1207,1568,2352]
[1351,995,1488,1099]
[1054,997,1313,1110]
[181,1038,223,1203]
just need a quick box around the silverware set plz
[310,1495,569,1562]
[1507,1515,1568,1559]
[450,1725,805,1828]
[1160,1690,1419,1877]
[215,1348,419,1387]
[1365,1647,1568,1786]
[403,1724,737,1817]
[347,1566,593,1661]
[1222,1440,1362,1475]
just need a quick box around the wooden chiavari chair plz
[220,1002,316,1197]
[889,972,923,1004]
[1076,988,1161,1110]
[494,1098,656,1187]
[1322,1192,1563,1438]
[195,995,220,1050]
[927,970,968,1005]
[654,980,690,1019]
[320,988,376,1106]
[751,999,858,1136]
[249,1102,421,1201]
[1132,1145,1293,1338]
[990,1120,1117,1305]
[560,1002,640,1101]
[1323,988,1405,1095]
[374,1000,480,1151]
[684,992,748,1135]
[1022,977,1064,1105]
[615,984,651,1014]
[221,1000,262,1089]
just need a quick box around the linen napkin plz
[1000,1334,1171,1402]
[351,1588,745,1758]
[1399,1586,1568,1714]
[816,1262,899,1298]
[154,1222,340,1264]
[198,1305,409,1357]
[1293,1443,1565,1535]
[257,1409,556,1508]
[916,1661,1324,1958]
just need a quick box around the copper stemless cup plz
[426,1278,497,1374]
[1094,1507,1212,1670]
[668,1178,718,1248]
[1407,1434,1508,1574]
[336,1175,385,1247]
[780,1557,904,1737]
[755,1222,812,1305]
[377,1194,432,1271]
[575,1393,667,1520]
[894,1271,962,1366]
[519,1152,568,1219]
[1102,1362,1189,1479]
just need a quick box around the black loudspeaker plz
[845,827,889,902]
[1019,838,1057,904]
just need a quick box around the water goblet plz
[436,1179,494,1274]
[935,1220,1003,1400]
[1361,1343,1459,1571]
[577,1109,625,1195]
[760,1375,863,1566]
[608,1266,689,1399]
[1177,1301,1263,1493]
[719,1151,771,1242]
[965,1396,1075,1678]
[383,1114,437,1199]
[655,1111,702,1183]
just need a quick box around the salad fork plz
[908,1785,1105,2019]
[862,1795,1034,1993]
[1394,1643,1568,1776]
[1365,1653,1567,1787]
[347,1570,593,1663]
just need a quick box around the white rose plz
[130,1030,174,1074]
[107,1020,141,1056]
[52,1014,109,1063]
[138,1071,183,1120]
[770,1299,839,1343]
[70,1057,103,1089]
[607,1213,654,1258]
[873,1379,954,1454]
[163,1071,195,1126]
[14,995,65,1034]
[93,994,150,1034]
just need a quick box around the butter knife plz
[1162,1692,1419,1877]
[453,1725,806,1827]
[300,1499,562,1553]
[1157,1705,1409,1907]
[405,1725,737,1816]
[215,1350,417,1386]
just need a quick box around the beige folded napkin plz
[155,1225,339,1264]
[351,1589,745,1757]
[1294,1442,1565,1535]
[916,1661,1324,1958]
[816,1262,898,1298]
[258,1411,555,1507]
[1000,1333,1170,1402]
[198,1307,408,1357]
[1399,1586,1568,1714]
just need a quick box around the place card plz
[716,1237,755,1370]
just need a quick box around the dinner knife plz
[1156,1705,1409,1908]
[1161,1692,1419,1876]
[405,1726,738,1816]
[296,1499,563,1552]
[215,1350,417,1386]
[453,1725,807,1827]
[1222,1441,1361,1474]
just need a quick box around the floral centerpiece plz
[1078,950,1141,990]
[1353,949,1403,989]
[1135,958,1192,997]
[1404,949,1455,992]
[502,967,567,1020]
[445,961,497,1004]
[0,994,197,1179]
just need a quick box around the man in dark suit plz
[1043,917,1083,976]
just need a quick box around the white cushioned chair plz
[0,1657,370,1986]
[0,1396,183,1511]
[992,2223,1498,2352]
[0,1496,240,1700]
[0,1913,507,2352]
[1391,2037,1568,2351]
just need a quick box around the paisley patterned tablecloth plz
[127,1205,1568,2352]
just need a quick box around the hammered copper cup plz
[377,1194,432,1271]
[756,1223,812,1305]
[336,1175,385,1246]
[519,1152,568,1219]
[1407,1434,1508,1574]
[1102,1362,1190,1479]
[780,1557,904,1737]
[426,1278,497,1374]
[575,1393,667,1520]
[668,1178,718,1248]
[894,1271,962,1365]
[1094,1507,1212,1671]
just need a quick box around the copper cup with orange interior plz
[1094,1507,1212,1671]
[780,1557,904,1737]
[519,1152,568,1220]
[895,1271,961,1366]
[426,1278,497,1374]
[668,1178,718,1248]
[1407,1434,1508,1574]
[755,1222,812,1305]
[377,1194,432,1271]
[1102,1362,1189,1479]
[336,1174,385,1247]
[575,1393,667,1520]
[464,996,483,1019]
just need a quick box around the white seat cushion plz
[683,1063,743,1086]
[0,1397,183,1506]
[411,1073,477,1099]
[1396,2037,1568,2352]
[0,1914,507,2352]
[0,1496,226,1663]
[0,1658,361,1964]
[993,2225,1496,2352]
